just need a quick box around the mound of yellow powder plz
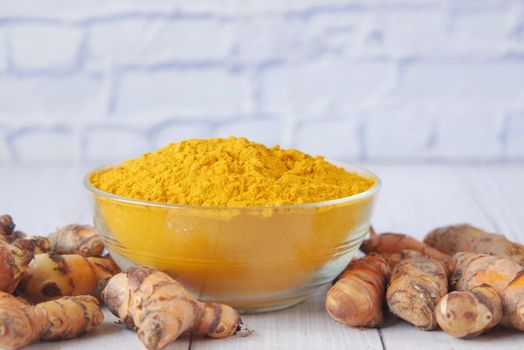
[90,137,375,207]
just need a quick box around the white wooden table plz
[2,163,524,350]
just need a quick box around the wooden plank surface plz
[192,286,383,350]
[367,164,524,350]
[1,164,523,350]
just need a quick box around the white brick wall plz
[8,24,83,72]
[0,29,7,73]
[214,119,284,146]
[363,103,434,160]
[115,69,251,118]
[84,125,149,162]
[152,121,211,149]
[88,18,233,66]
[0,75,104,119]
[0,127,9,163]
[10,126,80,163]
[0,0,523,164]
[506,112,524,158]
[260,59,394,115]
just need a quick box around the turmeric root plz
[0,215,50,254]
[361,232,450,262]
[0,291,103,350]
[49,224,104,257]
[102,266,241,350]
[424,224,524,266]
[383,249,423,269]
[386,256,448,330]
[0,215,15,236]
[9,231,51,254]
[326,254,390,327]
[0,240,33,293]
[0,215,36,292]
[17,252,120,303]
[449,252,524,330]
[436,285,502,338]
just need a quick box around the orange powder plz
[90,137,375,207]
[88,138,379,311]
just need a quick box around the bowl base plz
[107,248,322,314]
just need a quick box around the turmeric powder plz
[90,137,375,207]
[87,137,379,310]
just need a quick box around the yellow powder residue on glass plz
[90,137,375,206]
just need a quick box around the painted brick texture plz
[0,0,523,164]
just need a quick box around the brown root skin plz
[424,224,524,266]
[383,249,423,270]
[326,254,390,327]
[436,286,502,338]
[0,215,50,255]
[386,256,448,330]
[0,291,103,350]
[0,215,15,237]
[49,225,104,257]
[0,240,33,293]
[361,232,450,262]
[10,231,51,254]
[449,252,524,331]
[17,252,120,303]
[102,266,241,350]
[506,273,524,330]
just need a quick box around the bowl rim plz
[83,161,381,210]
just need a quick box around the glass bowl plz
[84,163,380,313]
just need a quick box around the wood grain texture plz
[192,286,383,350]
[1,164,523,350]
[371,164,524,350]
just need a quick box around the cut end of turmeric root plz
[102,266,242,350]
[436,286,502,338]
